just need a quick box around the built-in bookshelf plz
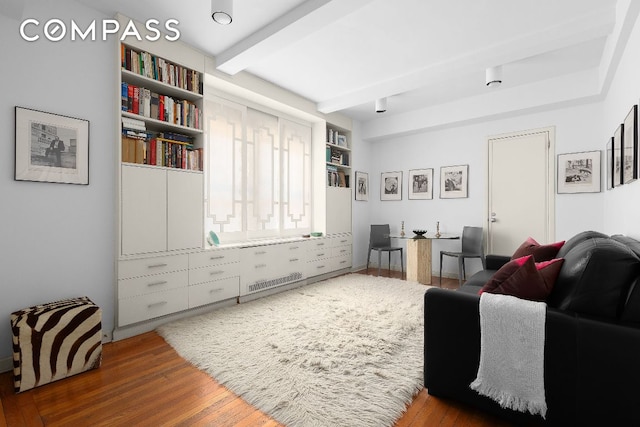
[120,43,204,171]
[326,125,351,188]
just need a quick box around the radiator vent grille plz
[248,272,303,293]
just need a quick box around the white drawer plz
[189,248,241,269]
[308,247,331,261]
[308,238,329,250]
[307,259,332,277]
[333,253,352,270]
[189,263,240,285]
[331,245,352,258]
[118,254,188,279]
[118,270,188,298]
[282,252,307,271]
[189,277,239,308]
[328,235,352,247]
[281,241,308,252]
[118,287,188,326]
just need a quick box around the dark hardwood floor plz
[0,270,514,426]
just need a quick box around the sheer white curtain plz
[204,95,311,242]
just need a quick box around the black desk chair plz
[439,226,485,286]
[366,224,404,277]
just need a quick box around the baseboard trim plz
[0,356,13,374]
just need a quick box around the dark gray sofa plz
[424,231,640,426]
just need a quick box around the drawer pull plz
[316,243,325,246]
[209,288,224,293]
[147,301,168,309]
[209,270,225,276]
[289,258,299,262]
[316,265,326,269]
[340,249,347,253]
[210,255,225,260]
[290,246,299,250]
[317,253,325,257]
[148,263,168,269]
[147,281,167,287]
[340,260,347,264]
[340,240,348,243]
[255,264,267,269]
[255,250,267,255]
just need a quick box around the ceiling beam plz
[317,5,615,114]
[215,0,373,75]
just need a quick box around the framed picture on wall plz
[355,171,369,201]
[607,137,613,190]
[614,123,623,187]
[408,168,433,200]
[14,106,90,185]
[557,150,601,194]
[623,105,638,184]
[440,164,468,199]
[380,171,402,201]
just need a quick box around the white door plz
[487,129,555,256]
[167,170,204,251]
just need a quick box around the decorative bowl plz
[413,229,427,236]
[310,232,323,237]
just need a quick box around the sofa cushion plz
[547,237,640,318]
[511,237,565,262]
[479,255,561,301]
[556,230,608,258]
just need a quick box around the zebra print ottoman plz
[11,296,102,393]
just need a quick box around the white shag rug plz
[157,274,429,427]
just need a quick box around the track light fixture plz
[486,66,502,87]
[212,0,233,25]
[375,97,387,113]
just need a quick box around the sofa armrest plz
[485,254,511,270]
[424,288,578,425]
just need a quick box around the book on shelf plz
[120,133,201,171]
[121,82,201,129]
[121,44,202,95]
[338,170,347,187]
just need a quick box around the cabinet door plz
[167,170,203,251]
[326,186,352,234]
[121,165,167,255]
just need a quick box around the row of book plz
[327,165,349,187]
[326,147,350,166]
[122,82,201,130]
[121,44,202,94]
[122,135,203,171]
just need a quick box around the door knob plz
[490,218,497,223]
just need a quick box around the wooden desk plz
[391,234,459,285]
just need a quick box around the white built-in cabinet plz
[121,165,203,255]
[114,15,353,337]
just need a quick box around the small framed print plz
[408,168,433,200]
[381,171,402,201]
[440,165,468,199]
[614,124,623,187]
[557,150,601,194]
[607,137,613,190]
[355,171,369,201]
[15,107,89,185]
[623,105,638,184]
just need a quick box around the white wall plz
[0,0,116,364]
[357,101,605,278]
[602,7,640,238]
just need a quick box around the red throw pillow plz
[479,255,564,301]
[511,237,565,262]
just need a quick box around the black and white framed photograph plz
[607,137,613,190]
[355,171,369,201]
[557,150,601,194]
[380,171,402,201]
[623,105,638,184]
[408,168,433,200]
[614,123,623,187]
[440,164,468,199]
[15,107,89,185]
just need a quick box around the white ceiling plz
[75,0,619,123]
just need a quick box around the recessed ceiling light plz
[212,0,233,25]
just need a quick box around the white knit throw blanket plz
[470,293,547,418]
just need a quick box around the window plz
[204,95,312,242]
